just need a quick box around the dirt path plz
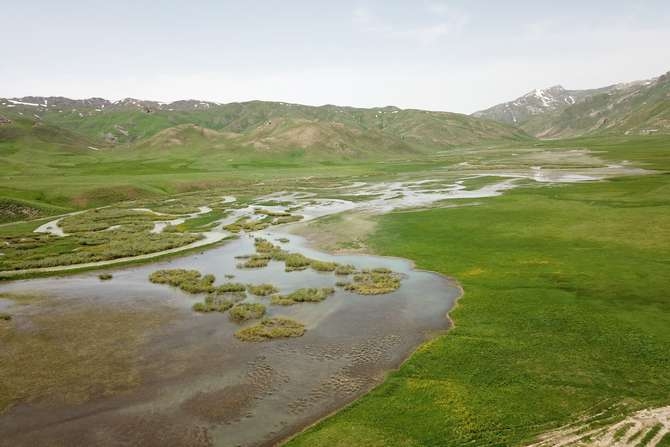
[528,405,670,447]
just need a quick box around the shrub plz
[234,317,305,342]
[229,303,266,322]
[0,313,11,321]
[98,273,113,280]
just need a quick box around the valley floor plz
[287,140,670,446]
[0,136,668,446]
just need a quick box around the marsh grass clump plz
[149,269,216,294]
[273,215,303,225]
[335,264,356,275]
[215,283,247,293]
[225,218,271,233]
[345,269,401,295]
[282,253,312,271]
[254,238,278,253]
[335,281,350,288]
[192,295,234,313]
[98,273,113,280]
[247,284,279,296]
[149,269,201,286]
[310,260,339,272]
[269,296,295,306]
[254,208,291,217]
[237,255,271,269]
[234,317,305,342]
[177,273,215,294]
[211,291,246,302]
[229,303,266,322]
[271,287,335,305]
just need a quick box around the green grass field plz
[288,140,670,446]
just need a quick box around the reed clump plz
[344,268,401,295]
[229,303,267,322]
[310,260,339,272]
[271,287,334,305]
[248,284,279,296]
[149,269,216,294]
[335,264,356,275]
[192,294,234,313]
[234,317,305,342]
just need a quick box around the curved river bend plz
[0,228,460,447]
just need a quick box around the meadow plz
[287,138,670,446]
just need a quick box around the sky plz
[1,0,669,113]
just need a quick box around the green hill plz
[0,98,529,157]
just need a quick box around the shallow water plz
[0,229,459,447]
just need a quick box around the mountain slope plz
[473,70,670,138]
[0,98,530,157]
[473,85,608,126]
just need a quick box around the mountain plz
[473,70,670,138]
[0,98,530,158]
[472,85,606,126]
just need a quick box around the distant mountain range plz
[0,69,667,160]
[473,70,670,138]
[0,98,528,159]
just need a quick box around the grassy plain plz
[288,138,670,446]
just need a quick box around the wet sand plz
[0,230,460,447]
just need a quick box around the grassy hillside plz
[0,98,529,151]
[524,72,670,138]
[473,70,670,139]
[288,137,670,446]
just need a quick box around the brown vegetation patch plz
[344,268,402,295]
[0,297,172,413]
[234,317,305,342]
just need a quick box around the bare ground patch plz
[527,405,670,447]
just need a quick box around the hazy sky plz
[2,0,669,113]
